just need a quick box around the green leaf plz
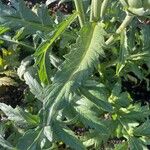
[116,29,128,76]
[115,92,132,108]
[80,87,112,112]
[129,137,148,150]
[35,12,78,84]
[45,23,106,125]
[0,135,15,150]
[128,62,144,80]
[134,120,150,137]
[0,103,40,128]
[121,104,150,122]
[45,121,86,150]
[0,25,9,35]
[75,103,109,135]
[0,0,52,32]
[17,128,43,150]
[114,142,128,150]
[17,57,48,101]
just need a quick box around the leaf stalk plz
[105,15,134,45]
[74,0,85,27]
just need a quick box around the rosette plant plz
[0,0,150,150]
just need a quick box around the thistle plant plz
[0,0,150,149]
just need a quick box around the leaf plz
[23,68,45,101]
[115,92,132,108]
[45,121,86,150]
[0,25,9,35]
[128,62,144,80]
[45,23,106,125]
[129,137,148,150]
[116,29,128,76]
[83,131,103,148]
[75,103,109,135]
[80,87,112,112]
[0,135,15,150]
[17,56,34,80]
[134,120,150,137]
[35,12,78,84]
[114,142,128,150]
[0,0,52,32]
[121,104,150,122]
[17,128,43,150]
[0,103,40,128]
[46,0,58,5]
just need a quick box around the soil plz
[122,77,150,105]
[0,84,27,107]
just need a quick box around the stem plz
[100,0,109,20]
[74,0,85,28]
[90,0,102,22]
[105,15,134,45]
[90,0,94,22]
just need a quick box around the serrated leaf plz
[0,0,52,32]
[35,12,78,84]
[122,104,150,122]
[17,128,43,150]
[134,120,150,137]
[0,103,40,128]
[116,29,128,76]
[80,87,112,112]
[0,135,15,150]
[115,92,132,108]
[129,137,148,150]
[114,142,128,150]
[45,23,106,125]
[51,121,86,150]
[75,104,109,135]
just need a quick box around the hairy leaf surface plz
[0,0,52,32]
[45,23,106,125]
[0,103,40,128]
[35,12,78,84]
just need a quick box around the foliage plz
[0,0,150,149]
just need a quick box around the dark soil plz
[24,0,73,14]
[122,78,150,105]
[0,84,27,107]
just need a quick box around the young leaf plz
[0,25,9,35]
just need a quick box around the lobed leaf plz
[0,0,52,33]
[35,12,78,84]
[0,135,15,150]
[0,103,40,128]
[45,23,106,125]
